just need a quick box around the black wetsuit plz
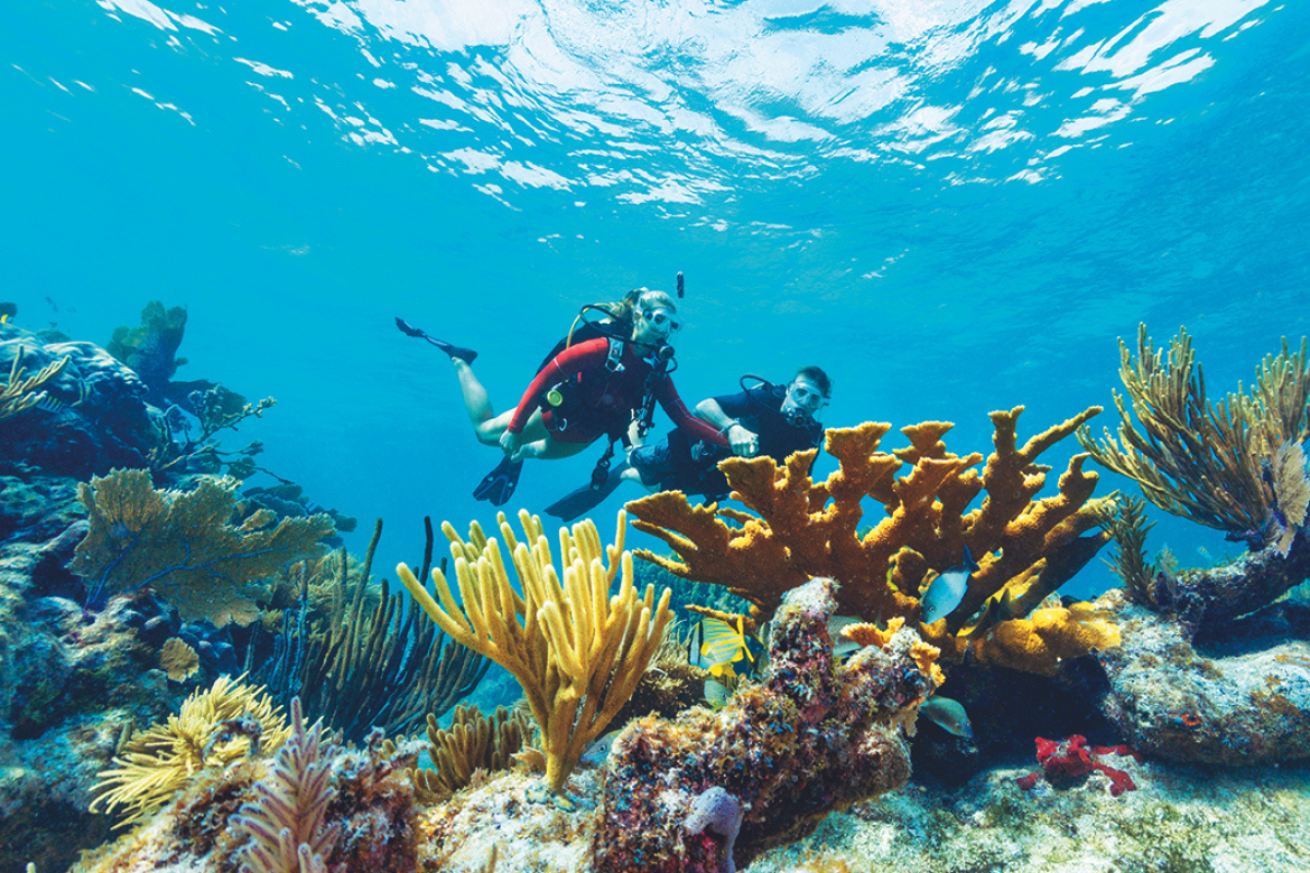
[629,382,824,499]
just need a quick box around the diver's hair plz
[595,288,677,329]
[795,365,833,398]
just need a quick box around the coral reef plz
[0,503,179,873]
[397,509,672,799]
[1,322,163,478]
[627,407,1114,672]
[1094,589,1310,765]
[1078,324,1309,545]
[591,576,940,873]
[70,468,335,622]
[69,711,417,873]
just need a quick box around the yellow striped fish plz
[687,616,764,680]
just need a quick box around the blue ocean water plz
[4,0,1309,596]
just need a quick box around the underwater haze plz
[5,0,1309,590]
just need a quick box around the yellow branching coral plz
[628,407,1113,670]
[91,675,290,827]
[0,349,68,420]
[1077,324,1310,542]
[70,469,334,625]
[397,509,672,799]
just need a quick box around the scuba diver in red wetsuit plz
[398,288,726,506]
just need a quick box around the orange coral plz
[629,407,1113,667]
[969,602,1121,676]
[841,616,905,649]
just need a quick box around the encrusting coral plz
[90,674,291,827]
[592,576,941,873]
[70,468,335,624]
[397,509,672,800]
[627,407,1115,670]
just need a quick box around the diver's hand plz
[500,430,524,461]
[727,423,759,457]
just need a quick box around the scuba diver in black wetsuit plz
[545,366,833,522]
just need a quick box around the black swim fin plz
[395,317,478,363]
[544,470,626,522]
[473,456,523,506]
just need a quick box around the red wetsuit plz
[507,337,727,448]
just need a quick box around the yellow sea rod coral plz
[91,675,290,827]
[1078,324,1310,541]
[397,509,672,799]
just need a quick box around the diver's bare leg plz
[453,360,495,426]
[520,437,591,460]
[618,464,656,492]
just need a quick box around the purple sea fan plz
[231,697,340,873]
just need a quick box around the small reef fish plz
[920,696,974,739]
[829,615,866,659]
[703,678,733,709]
[580,729,623,768]
[964,588,1017,641]
[687,616,764,680]
[0,302,15,323]
[921,545,979,624]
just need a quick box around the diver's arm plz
[695,396,758,456]
[505,338,607,435]
[657,380,730,446]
